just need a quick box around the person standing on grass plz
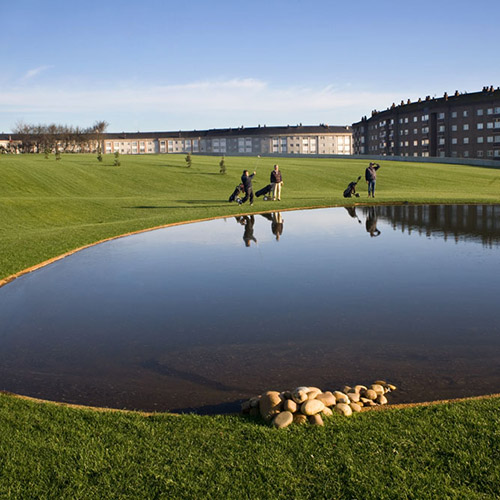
[239,169,256,206]
[270,164,283,201]
[365,162,381,198]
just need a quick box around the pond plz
[0,205,499,413]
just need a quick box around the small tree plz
[44,147,51,159]
[55,147,61,161]
[97,146,103,162]
[185,153,192,168]
[113,151,121,166]
[219,156,226,174]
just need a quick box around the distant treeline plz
[3,121,108,154]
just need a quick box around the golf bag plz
[343,176,362,198]
[229,183,244,202]
[256,184,272,198]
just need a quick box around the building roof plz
[352,87,500,126]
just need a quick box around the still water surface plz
[0,205,499,413]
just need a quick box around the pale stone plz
[259,391,282,421]
[347,392,360,403]
[349,403,362,413]
[307,388,322,400]
[291,387,309,404]
[272,411,294,429]
[307,386,322,393]
[370,384,385,396]
[342,385,352,394]
[386,383,397,391]
[354,385,367,394]
[360,397,371,404]
[376,394,388,405]
[333,391,350,404]
[301,399,325,416]
[293,413,308,425]
[373,380,387,386]
[283,399,298,413]
[316,392,336,407]
[363,389,377,400]
[321,407,333,417]
[334,403,352,417]
[309,414,324,426]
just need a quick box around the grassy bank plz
[1,153,499,281]
[0,393,499,499]
[1,154,499,498]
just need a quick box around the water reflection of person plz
[235,215,257,246]
[345,206,362,224]
[365,207,381,237]
[271,212,284,241]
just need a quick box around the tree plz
[185,153,192,168]
[113,151,121,166]
[219,156,226,174]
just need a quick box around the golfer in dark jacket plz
[365,162,380,198]
[239,169,256,205]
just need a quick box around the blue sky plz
[1,0,499,133]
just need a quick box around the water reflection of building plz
[365,205,500,247]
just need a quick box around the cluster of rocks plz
[241,381,397,428]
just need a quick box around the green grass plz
[1,153,500,498]
[1,153,499,281]
[0,394,499,499]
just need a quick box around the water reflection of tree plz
[235,215,257,247]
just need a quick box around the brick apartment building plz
[352,87,500,161]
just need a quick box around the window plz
[452,138,458,144]
[413,116,418,122]
[413,128,418,134]
[478,123,484,129]
[487,108,493,115]
[422,139,429,145]
[463,124,469,131]
[495,150,500,157]
[463,137,469,144]
[487,150,493,157]
[404,117,409,123]
[495,136,500,143]
[495,107,500,114]
[487,136,494,143]
[464,151,469,157]
[451,125,457,132]
[451,111,457,118]
[477,109,483,116]
[487,122,494,129]
[413,140,418,146]
[477,137,484,143]
[478,151,484,157]
[422,114,429,121]
[438,138,445,145]
[463,110,468,117]
[438,125,445,132]
[438,112,445,119]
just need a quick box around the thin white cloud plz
[0,78,395,128]
[21,65,53,81]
